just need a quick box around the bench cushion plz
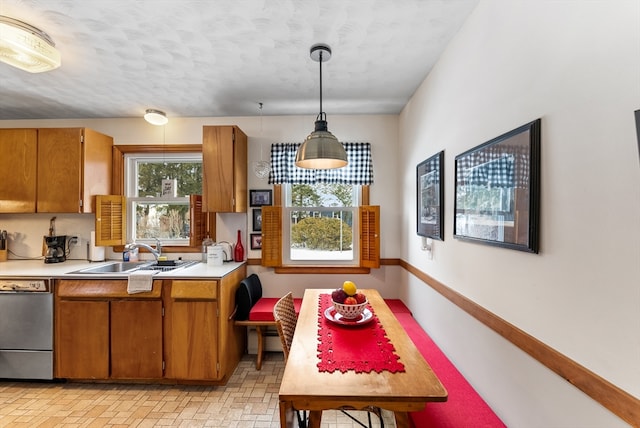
[384,299,412,315]
[395,313,505,428]
[249,297,303,322]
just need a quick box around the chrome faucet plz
[125,239,162,260]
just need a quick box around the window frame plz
[112,145,210,253]
[261,185,378,273]
[282,183,361,266]
[124,152,202,246]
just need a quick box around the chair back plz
[235,274,263,321]
[273,292,297,361]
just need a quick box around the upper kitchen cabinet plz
[0,129,38,212]
[37,128,113,213]
[0,128,113,214]
[202,125,247,213]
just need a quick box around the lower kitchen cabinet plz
[56,300,110,379]
[163,266,246,383]
[164,281,219,380]
[110,300,163,378]
[54,266,246,384]
[54,279,163,380]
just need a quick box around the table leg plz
[307,410,322,428]
[279,401,289,428]
[394,411,410,428]
[256,325,265,370]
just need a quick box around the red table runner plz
[317,294,405,374]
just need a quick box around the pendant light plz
[253,102,272,179]
[295,44,347,170]
[0,15,61,73]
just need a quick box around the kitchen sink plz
[138,260,199,272]
[68,260,199,275]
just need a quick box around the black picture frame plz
[250,233,262,250]
[416,151,444,240]
[252,208,262,231]
[249,189,272,207]
[454,119,541,253]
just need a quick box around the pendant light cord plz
[318,50,325,121]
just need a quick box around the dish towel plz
[127,270,157,294]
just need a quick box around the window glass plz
[125,153,202,246]
[284,183,359,264]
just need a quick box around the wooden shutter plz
[95,195,126,246]
[359,205,380,268]
[189,195,206,247]
[261,206,282,267]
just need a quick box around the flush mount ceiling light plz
[0,15,61,73]
[144,109,168,126]
[295,43,347,170]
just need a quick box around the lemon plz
[342,280,357,296]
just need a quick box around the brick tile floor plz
[0,354,396,428]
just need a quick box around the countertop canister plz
[207,245,223,266]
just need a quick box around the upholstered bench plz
[395,312,505,427]
[234,275,303,370]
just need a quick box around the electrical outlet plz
[69,236,80,247]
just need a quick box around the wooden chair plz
[273,292,308,426]
[273,292,298,362]
[273,292,384,428]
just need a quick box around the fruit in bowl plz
[331,281,368,319]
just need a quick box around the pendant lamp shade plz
[295,44,347,170]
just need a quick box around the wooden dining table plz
[278,288,447,428]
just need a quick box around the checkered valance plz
[268,142,374,185]
[456,145,529,188]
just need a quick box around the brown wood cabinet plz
[202,125,247,213]
[0,129,38,212]
[0,127,113,213]
[54,279,163,380]
[163,266,246,383]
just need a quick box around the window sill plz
[273,266,371,275]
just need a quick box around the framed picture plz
[252,208,262,231]
[416,151,444,240]
[250,233,262,250]
[454,119,541,253]
[250,189,272,207]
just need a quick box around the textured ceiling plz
[0,0,478,120]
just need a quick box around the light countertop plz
[0,259,245,279]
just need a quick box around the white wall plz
[399,1,639,426]
[0,114,402,297]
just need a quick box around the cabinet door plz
[0,129,37,212]
[111,300,163,379]
[37,128,83,213]
[55,300,109,379]
[164,280,219,380]
[202,126,247,212]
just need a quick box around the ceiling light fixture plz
[0,15,61,73]
[295,43,347,170]
[144,109,168,126]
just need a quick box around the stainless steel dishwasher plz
[0,278,54,379]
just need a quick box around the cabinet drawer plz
[171,280,217,300]
[57,279,162,299]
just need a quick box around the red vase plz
[234,230,244,262]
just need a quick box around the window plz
[283,183,360,265]
[262,142,379,271]
[124,153,202,246]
